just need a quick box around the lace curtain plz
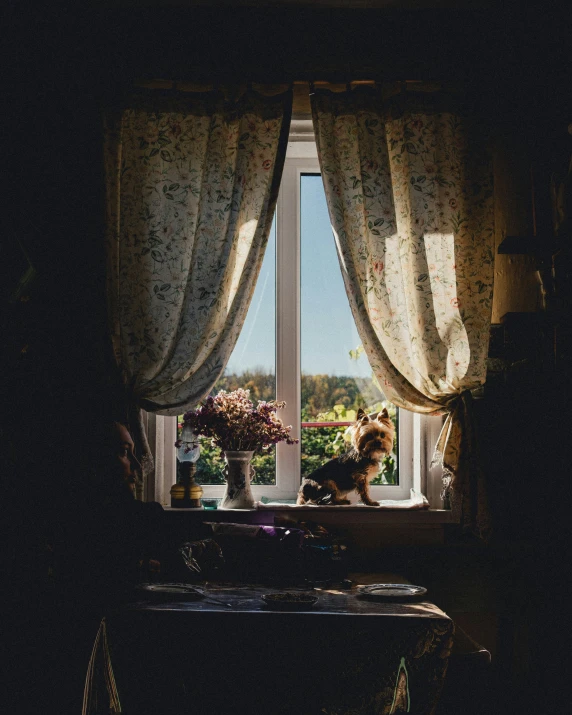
[311,87,494,537]
[104,88,292,481]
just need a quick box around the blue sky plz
[226,174,373,379]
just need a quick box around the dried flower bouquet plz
[178,388,298,453]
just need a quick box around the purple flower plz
[176,388,299,453]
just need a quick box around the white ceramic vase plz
[221,450,255,509]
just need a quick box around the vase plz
[221,450,255,509]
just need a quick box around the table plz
[88,582,454,715]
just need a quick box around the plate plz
[356,584,427,599]
[262,593,318,610]
[135,583,204,600]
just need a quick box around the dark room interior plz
[2,2,571,714]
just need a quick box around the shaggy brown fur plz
[296,408,395,506]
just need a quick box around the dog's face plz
[351,408,395,461]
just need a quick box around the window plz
[152,120,443,507]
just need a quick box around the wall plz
[2,5,570,714]
[4,4,566,470]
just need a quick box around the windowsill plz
[163,505,454,524]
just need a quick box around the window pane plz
[189,217,277,486]
[300,175,397,485]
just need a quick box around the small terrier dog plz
[297,408,395,507]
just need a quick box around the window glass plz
[187,217,277,486]
[300,174,397,485]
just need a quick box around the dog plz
[296,408,395,506]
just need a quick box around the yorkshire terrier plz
[297,408,395,506]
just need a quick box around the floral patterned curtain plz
[311,87,494,537]
[104,88,291,482]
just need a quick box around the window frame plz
[153,120,443,507]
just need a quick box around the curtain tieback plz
[432,389,476,477]
[442,389,473,413]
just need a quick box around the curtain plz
[104,88,291,483]
[311,87,494,538]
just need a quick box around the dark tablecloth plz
[89,585,453,715]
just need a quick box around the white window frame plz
[154,120,443,507]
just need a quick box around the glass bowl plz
[201,497,221,510]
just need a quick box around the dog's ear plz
[379,408,390,420]
[356,408,368,422]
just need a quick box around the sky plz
[226,174,373,379]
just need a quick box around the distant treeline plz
[214,369,384,419]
